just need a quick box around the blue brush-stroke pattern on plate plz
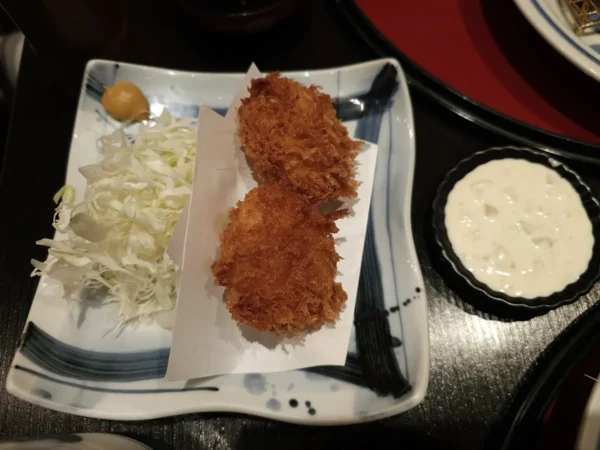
[18,81,411,396]
[7,58,427,424]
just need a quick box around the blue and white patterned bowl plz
[5,58,429,424]
[514,0,600,82]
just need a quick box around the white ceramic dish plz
[577,373,600,450]
[5,58,429,424]
[514,0,600,82]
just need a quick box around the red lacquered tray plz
[346,0,600,146]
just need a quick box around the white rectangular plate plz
[6,58,429,425]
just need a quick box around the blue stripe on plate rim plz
[531,0,600,62]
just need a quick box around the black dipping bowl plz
[432,146,600,311]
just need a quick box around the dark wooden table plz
[0,1,598,449]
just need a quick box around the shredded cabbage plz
[32,110,196,328]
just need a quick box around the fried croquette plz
[238,73,361,205]
[211,184,347,335]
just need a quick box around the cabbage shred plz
[32,111,196,327]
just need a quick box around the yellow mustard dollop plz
[102,81,149,122]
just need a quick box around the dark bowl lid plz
[432,146,600,311]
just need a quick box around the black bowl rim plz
[432,145,600,311]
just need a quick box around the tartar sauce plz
[444,159,593,298]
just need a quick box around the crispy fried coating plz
[238,73,361,205]
[211,184,347,335]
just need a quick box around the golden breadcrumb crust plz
[211,184,347,335]
[238,73,361,205]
